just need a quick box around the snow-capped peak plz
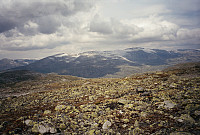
[79,51,99,57]
[125,47,155,53]
[54,53,69,57]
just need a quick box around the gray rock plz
[43,110,51,115]
[55,105,66,111]
[137,87,144,93]
[194,110,200,116]
[118,99,130,105]
[180,114,195,124]
[177,119,184,123]
[32,124,39,133]
[38,124,49,134]
[102,121,112,130]
[141,91,151,96]
[164,100,176,109]
[25,119,33,126]
[49,127,57,134]
[31,123,53,134]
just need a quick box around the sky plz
[0,0,200,59]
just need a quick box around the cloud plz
[177,28,200,45]
[128,16,179,41]
[90,15,113,34]
[0,0,95,51]
[89,14,143,41]
[0,0,200,59]
[0,27,71,51]
[0,0,94,34]
[163,0,200,28]
[88,14,180,45]
[166,0,200,13]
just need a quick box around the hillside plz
[0,62,200,134]
[7,48,200,78]
[0,70,81,98]
[0,59,36,71]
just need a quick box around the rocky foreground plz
[0,63,200,135]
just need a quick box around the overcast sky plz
[0,0,200,59]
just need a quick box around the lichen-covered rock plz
[134,120,139,127]
[140,112,148,117]
[124,104,134,109]
[194,110,200,116]
[179,114,195,124]
[134,105,146,111]
[131,127,144,135]
[44,110,51,115]
[164,100,176,109]
[55,105,66,111]
[88,129,95,135]
[25,119,33,126]
[59,123,67,130]
[38,124,49,134]
[102,120,112,130]
[31,124,39,133]
[91,122,98,129]
[122,119,129,123]
[118,99,130,105]
[49,127,57,134]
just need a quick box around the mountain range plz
[1,47,200,78]
[0,58,36,71]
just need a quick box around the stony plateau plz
[0,62,200,134]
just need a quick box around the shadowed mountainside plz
[0,58,36,71]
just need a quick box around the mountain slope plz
[0,70,81,97]
[124,48,182,65]
[0,58,36,71]
[13,51,140,78]
[7,48,200,78]
[0,62,199,134]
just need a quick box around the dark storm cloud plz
[0,0,94,35]
[36,15,61,34]
[0,17,16,33]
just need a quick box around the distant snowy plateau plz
[1,48,200,78]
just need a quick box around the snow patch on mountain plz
[118,56,135,63]
[125,47,156,53]
[54,53,69,57]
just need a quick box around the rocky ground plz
[0,63,200,135]
[0,71,80,98]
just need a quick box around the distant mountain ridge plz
[1,48,200,78]
[0,58,36,71]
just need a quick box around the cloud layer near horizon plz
[0,0,200,58]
